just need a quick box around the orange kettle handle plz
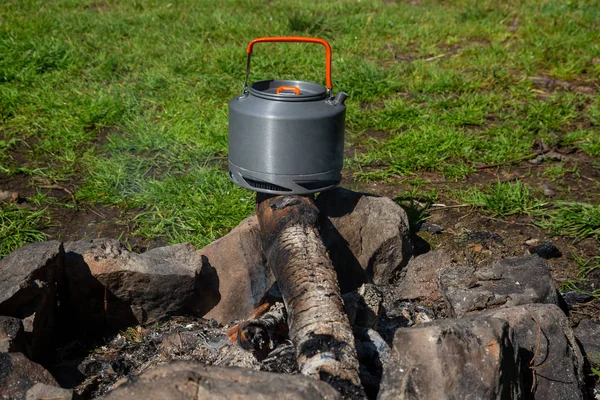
[242,37,333,96]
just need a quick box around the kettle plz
[228,37,348,195]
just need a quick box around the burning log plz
[256,194,365,398]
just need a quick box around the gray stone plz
[0,352,59,399]
[378,316,521,400]
[438,255,559,317]
[101,362,342,400]
[317,188,412,288]
[0,316,24,353]
[0,241,63,361]
[199,216,272,324]
[394,250,454,303]
[574,319,600,367]
[343,283,383,329]
[62,239,207,331]
[26,383,74,400]
[486,304,585,399]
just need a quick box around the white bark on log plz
[256,194,365,399]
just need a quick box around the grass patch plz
[0,204,49,258]
[0,0,599,247]
[536,202,600,242]
[561,254,600,300]
[542,162,578,181]
[461,180,545,217]
[394,188,439,232]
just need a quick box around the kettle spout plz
[333,91,348,105]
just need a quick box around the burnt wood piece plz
[256,194,365,399]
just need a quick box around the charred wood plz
[256,194,365,399]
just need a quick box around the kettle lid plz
[250,79,327,102]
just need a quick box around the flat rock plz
[378,316,521,399]
[26,383,75,400]
[486,304,586,399]
[317,188,412,288]
[0,316,24,353]
[438,255,559,317]
[393,250,454,303]
[0,241,63,360]
[199,216,272,324]
[0,352,60,399]
[62,239,207,331]
[574,319,600,367]
[101,362,342,400]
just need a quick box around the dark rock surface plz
[317,188,412,288]
[574,319,600,367]
[378,316,521,399]
[393,250,454,304]
[0,316,24,353]
[529,242,562,259]
[562,291,595,308]
[438,255,559,317]
[0,241,63,361]
[485,304,586,399]
[0,352,63,399]
[100,362,342,400]
[198,216,273,324]
[62,239,207,331]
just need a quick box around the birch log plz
[256,194,365,399]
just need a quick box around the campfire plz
[0,36,595,400]
[0,187,591,400]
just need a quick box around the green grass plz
[461,180,545,217]
[0,204,49,258]
[561,254,600,300]
[537,202,600,242]
[0,0,599,252]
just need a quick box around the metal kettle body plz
[228,37,347,195]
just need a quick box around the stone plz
[562,291,594,308]
[438,255,559,317]
[343,283,383,329]
[0,241,63,361]
[198,216,272,324]
[0,316,24,353]
[355,327,390,397]
[0,190,19,203]
[529,242,562,259]
[418,222,443,234]
[0,352,60,399]
[62,239,207,331]
[378,316,521,399]
[26,383,74,400]
[317,188,413,288]
[101,362,342,400]
[485,304,586,399]
[393,250,454,303]
[574,319,600,367]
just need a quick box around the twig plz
[87,207,106,219]
[39,184,76,204]
[475,153,538,169]
[529,314,543,393]
[429,204,472,210]
[480,215,536,227]
[425,53,449,62]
